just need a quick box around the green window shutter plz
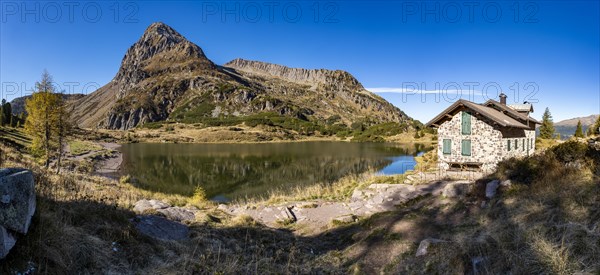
[443,139,451,155]
[514,140,518,149]
[522,139,525,151]
[507,139,511,151]
[461,139,471,156]
[461,112,471,135]
[531,138,534,149]
[527,138,530,150]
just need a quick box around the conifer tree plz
[574,120,584,138]
[592,115,600,136]
[539,107,555,139]
[24,70,70,170]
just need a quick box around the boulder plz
[332,214,355,224]
[442,181,471,198]
[156,207,197,223]
[0,168,35,234]
[217,204,229,212]
[485,180,501,199]
[0,226,17,258]
[132,215,189,241]
[0,168,36,259]
[351,189,365,201]
[416,238,447,257]
[500,180,512,187]
[133,199,169,214]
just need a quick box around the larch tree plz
[24,70,69,170]
[54,93,72,174]
[574,120,584,138]
[539,107,555,139]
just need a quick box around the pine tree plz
[1,101,11,126]
[592,115,600,136]
[574,120,584,138]
[0,104,4,127]
[539,107,555,139]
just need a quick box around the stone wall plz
[437,111,535,172]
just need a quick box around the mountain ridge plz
[70,22,412,131]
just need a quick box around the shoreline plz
[95,142,123,179]
[87,126,436,145]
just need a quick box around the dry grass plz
[386,131,437,144]
[241,170,399,205]
[94,124,343,144]
[535,137,561,152]
[0,141,342,274]
[68,140,103,156]
[2,133,599,274]
[413,149,438,172]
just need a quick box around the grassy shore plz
[2,126,599,273]
[86,122,435,144]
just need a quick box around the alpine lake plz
[120,142,432,202]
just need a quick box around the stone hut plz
[425,94,540,172]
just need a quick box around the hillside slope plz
[554,114,599,137]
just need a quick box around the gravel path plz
[95,143,123,179]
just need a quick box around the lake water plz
[120,142,431,201]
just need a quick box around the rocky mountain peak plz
[143,22,185,42]
[113,22,215,98]
[72,23,410,131]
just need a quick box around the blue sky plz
[1,1,598,122]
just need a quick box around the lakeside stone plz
[0,168,36,234]
[132,215,189,241]
[416,238,447,257]
[486,180,501,199]
[442,181,472,198]
[332,214,355,224]
[0,226,17,259]
[156,207,197,223]
[133,199,170,214]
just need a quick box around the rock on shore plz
[0,168,36,258]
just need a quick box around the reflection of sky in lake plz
[377,152,425,175]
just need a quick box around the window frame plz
[461,111,472,135]
[461,139,472,156]
[442,139,452,155]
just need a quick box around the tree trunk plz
[56,136,62,175]
[44,105,50,169]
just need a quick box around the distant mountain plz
[554,114,599,138]
[70,22,411,130]
[10,94,85,115]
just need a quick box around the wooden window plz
[461,112,471,135]
[527,138,530,150]
[442,139,451,155]
[522,139,525,151]
[507,139,511,151]
[461,139,471,156]
[531,138,534,149]
[514,139,518,150]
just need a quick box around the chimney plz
[499,93,507,105]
